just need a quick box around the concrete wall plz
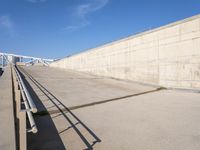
[50,14,200,90]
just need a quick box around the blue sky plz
[0,0,200,59]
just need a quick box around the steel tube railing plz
[14,66,37,113]
[13,65,38,133]
[0,52,54,62]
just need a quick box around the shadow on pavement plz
[20,71,66,150]
[0,68,3,76]
[19,67,101,150]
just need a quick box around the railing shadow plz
[19,70,66,150]
[19,67,101,150]
[0,68,3,76]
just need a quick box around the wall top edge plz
[53,13,200,63]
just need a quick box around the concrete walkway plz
[20,66,200,150]
[0,66,16,150]
[73,90,200,150]
[20,66,157,113]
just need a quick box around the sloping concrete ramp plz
[19,66,200,150]
[0,66,16,150]
[20,66,158,113]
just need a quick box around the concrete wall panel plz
[50,14,200,90]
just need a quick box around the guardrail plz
[12,65,38,150]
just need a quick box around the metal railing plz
[0,52,55,67]
[12,65,38,150]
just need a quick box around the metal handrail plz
[13,65,38,133]
[14,66,37,113]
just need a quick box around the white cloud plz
[26,0,47,3]
[77,0,109,16]
[65,0,109,31]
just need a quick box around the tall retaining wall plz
[50,14,200,90]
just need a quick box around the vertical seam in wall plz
[158,33,160,86]
[199,18,200,32]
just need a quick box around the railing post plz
[19,110,27,150]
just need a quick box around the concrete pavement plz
[19,66,200,150]
[20,66,157,113]
[0,66,16,150]
[73,90,200,150]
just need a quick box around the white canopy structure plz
[0,52,55,68]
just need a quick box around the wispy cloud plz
[26,0,47,3]
[0,15,15,37]
[65,0,109,31]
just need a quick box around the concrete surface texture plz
[0,66,16,150]
[19,66,200,150]
[20,66,157,113]
[73,90,200,150]
[50,14,200,90]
